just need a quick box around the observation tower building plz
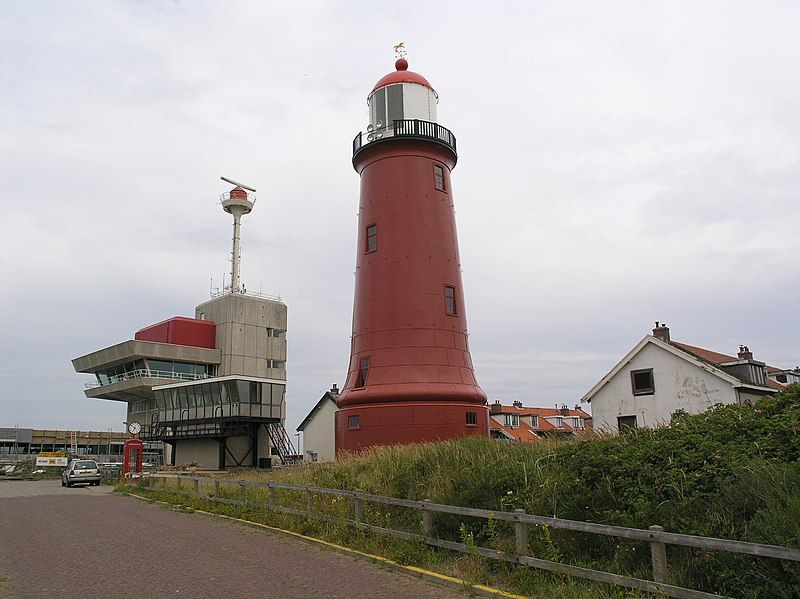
[336,57,489,453]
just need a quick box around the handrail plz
[352,119,457,159]
[85,369,210,389]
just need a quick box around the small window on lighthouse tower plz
[434,164,446,191]
[444,285,457,315]
[365,224,377,253]
[356,357,371,387]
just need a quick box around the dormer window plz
[530,415,538,427]
[504,414,519,428]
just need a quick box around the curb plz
[118,490,527,599]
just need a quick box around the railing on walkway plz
[131,474,800,599]
[85,369,210,389]
[352,119,457,159]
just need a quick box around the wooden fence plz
[131,473,800,599]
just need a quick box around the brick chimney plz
[560,404,570,416]
[489,400,502,415]
[512,400,523,408]
[330,383,339,396]
[652,321,670,343]
[738,345,754,361]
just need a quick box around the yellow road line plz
[120,491,527,599]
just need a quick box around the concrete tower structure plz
[336,58,489,453]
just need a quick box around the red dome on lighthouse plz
[371,59,436,94]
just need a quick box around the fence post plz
[239,481,246,503]
[306,489,313,515]
[354,491,363,528]
[269,485,277,508]
[514,509,529,557]
[214,480,220,499]
[193,478,199,495]
[421,499,433,537]
[176,475,182,490]
[649,525,669,583]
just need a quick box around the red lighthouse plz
[335,57,489,453]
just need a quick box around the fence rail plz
[131,473,800,599]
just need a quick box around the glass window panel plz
[148,360,173,375]
[186,386,196,407]
[237,380,250,403]
[210,382,221,405]
[228,381,239,404]
[386,84,403,123]
[174,362,194,375]
[261,383,272,404]
[220,381,230,404]
[177,387,188,408]
[250,382,260,404]
[374,87,386,126]
[272,384,286,404]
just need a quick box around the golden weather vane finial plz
[394,42,406,59]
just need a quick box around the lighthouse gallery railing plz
[352,119,457,158]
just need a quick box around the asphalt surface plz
[0,480,468,599]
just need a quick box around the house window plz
[444,285,457,315]
[504,414,519,427]
[434,164,446,191]
[618,415,637,433]
[267,360,286,369]
[466,412,477,425]
[572,417,581,429]
[556,416,563,428]
[776,374,787,383]
[365,224,377,253]
[267,328,286,339]
[356,357,370,388]
[631,369,655,395]
[348,415,360,429]
[530,415,538,427]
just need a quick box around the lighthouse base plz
[335,401,489,455]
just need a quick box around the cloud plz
[1,1,798,433]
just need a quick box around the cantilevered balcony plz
[352,119,457,161]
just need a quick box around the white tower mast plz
[220,176,257,294]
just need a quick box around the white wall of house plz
[590,341,738,433]
[302,400,337,463]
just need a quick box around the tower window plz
[631,369,655,395]
[444,285,457,315]
[434,164,446,191]
[466,412,477,425]
[348,415,360,429]
[356,357,370,387]
[365,224,377,253]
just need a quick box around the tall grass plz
[168,385,800,597]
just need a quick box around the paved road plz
[0,480,466,599]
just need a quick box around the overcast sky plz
[1,1,798,435]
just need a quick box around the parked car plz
[61,459,101,487]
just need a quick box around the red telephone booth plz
[123,439,144,476]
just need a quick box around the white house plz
[296,385,339,463]
[582,323,789,434]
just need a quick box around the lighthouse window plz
[444,285,457,315]
[386,84,404,123]
[348,415,360,429]
[466,412,477,425]
[365,224,377,253]
[356,357,370,387]
[434,164,446,191]
[373,88,386,128]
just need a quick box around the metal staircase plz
[264,421,297,465]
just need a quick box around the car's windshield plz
[75,461,97,469]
